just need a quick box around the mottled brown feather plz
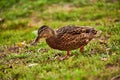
[46,25,97,51]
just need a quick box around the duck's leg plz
[80,46,84,52]
[59,51,70,60]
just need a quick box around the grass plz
[0,0,120,80]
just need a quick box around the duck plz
[32,25,97,60]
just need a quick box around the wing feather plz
[56,25,93,36]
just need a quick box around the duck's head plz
[32,25,55,45]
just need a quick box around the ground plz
[0,0,120,80]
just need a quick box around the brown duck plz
[32,25,97,60]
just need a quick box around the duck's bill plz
[31,36,40,46]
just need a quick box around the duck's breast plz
[46,36,58,49]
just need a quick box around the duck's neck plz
[46,33,57,49]
[48,28,57,38]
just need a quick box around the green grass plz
[0,0,120,80]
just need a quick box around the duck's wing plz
[56,26,80,35]
[56,25,96,37]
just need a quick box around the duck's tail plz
[90,28,97,35]
[85,27,97,35]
